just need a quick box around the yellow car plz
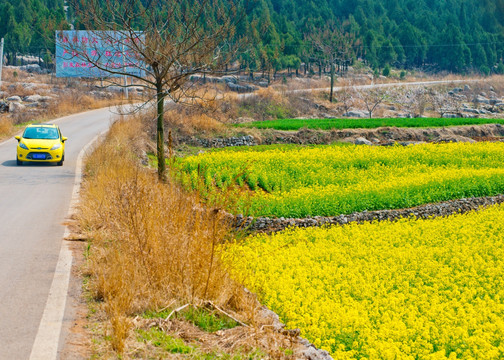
[15,124,67,166]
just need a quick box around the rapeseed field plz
[224,205,504,359]
[174,142,504,217]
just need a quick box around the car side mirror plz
[62,137,68,142]
[14,136,20,142]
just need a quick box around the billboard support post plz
[122,42,128,99]
[0,38,4,87]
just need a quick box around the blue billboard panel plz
[55,30,144,78]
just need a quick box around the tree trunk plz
[156,82,166,182]
[330,60,335,103]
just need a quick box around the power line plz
[280,40,504,50]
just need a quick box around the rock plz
[23,94,42,103]
[221,76,237,84]
[16,55,41,65]
[9,102,25,113]
[442,113,459,118]
[303,347,334,360]
[25,102,39,108]
[353,137,373,145]
[258,81,269,87]
[38,96,54,102]
[464,85,471,91]
[343,110,368,118]
[434,135,476,143]
[398,141,427,146]
[227,83,257,93]
[463,108,480,114]
[256,306,285,331]
[21,83,36,90]
[107,86,124,93]
[474,95,490,104]
[6,96,22,102]
[90,91,113,99]
[453,87,463,93]
[0,101,9,112]
[19,64,42,73]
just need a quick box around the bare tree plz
[336,86,355,116]
[397,87,427,117]
[65,0,241,180]
[308,20,359,103]
[354,87,389,119]
[429,89,461,118]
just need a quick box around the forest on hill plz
[0,0,66,63]
[0,0,503,74]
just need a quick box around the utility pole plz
[0,38,4,86]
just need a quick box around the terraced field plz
[224,205,504,359]
[174,142,504,217]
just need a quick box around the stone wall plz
[231,194,504,233]
[188,135,257,148]
[182,124,504,150]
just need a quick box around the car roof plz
[26,124,58,128]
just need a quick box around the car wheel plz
[16,159,22,166]
[56,153,64,166]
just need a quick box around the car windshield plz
[23,127,59,140]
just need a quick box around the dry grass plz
[0,117,13,136]
[79,117,248,353]
[165,106,227,136]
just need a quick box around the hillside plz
[238,0,504,74]
[1,0,503,74]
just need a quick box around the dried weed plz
[79,117,246,353]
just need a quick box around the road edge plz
[29,129,108,360]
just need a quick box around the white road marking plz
[29,130,107,360]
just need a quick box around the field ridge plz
[232,193,504,233]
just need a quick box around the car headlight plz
[19,143,29,150]
[51,143,62,150]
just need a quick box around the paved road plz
[0,107,118,359]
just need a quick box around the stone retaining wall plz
[189,135,257,148]
[181,124,504,149]
[232,194,504,233]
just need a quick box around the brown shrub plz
[0,117,13,136]
[79,117,243,352]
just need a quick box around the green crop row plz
[235,117,504,130]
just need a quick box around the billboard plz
[55,30,144,78]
